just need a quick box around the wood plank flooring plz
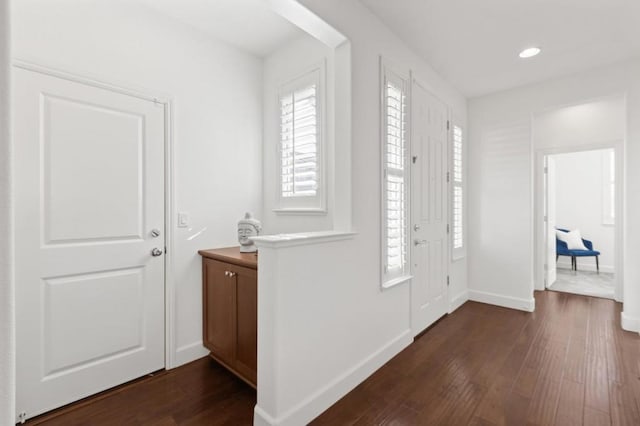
[313,291,640,425]
[28,357,256,426]
[30,290,640,425]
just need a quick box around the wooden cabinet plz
[199,247,257,387]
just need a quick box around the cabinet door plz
[234,265,257,385]
[203,259,236,367]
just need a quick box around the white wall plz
[12,0,263,366]
[262,33,334,234]
[254,0,468,424]
[534,96,625,150]
[1,0,15,423]
[552,150,615,273]
[468,59,640,330]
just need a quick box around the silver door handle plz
[151,248,163,257]
[224,271,236,277]
[414,239,427,246]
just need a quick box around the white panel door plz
[411,80,449,336]
[14,67,166,421]
[545,156,557,287]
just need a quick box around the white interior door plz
[545,156,557,287]
[14,67,166,421]
[410,80,449,336]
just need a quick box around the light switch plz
[178,212,189,228]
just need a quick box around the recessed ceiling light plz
[519,47,541,58]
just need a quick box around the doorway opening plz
[543,148,616,299]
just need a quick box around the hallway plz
[29,291,640,425]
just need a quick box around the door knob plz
[151,248,163,257]
[413,224,421,231]
[414,239,427,246]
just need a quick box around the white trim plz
[12,61,177,371]
[1,3,14,422]
[13,60,171,104]
[253,329,412,426]
[252,231,356,249]
[163,99,177,369]
[449,290,468,313]
[621,312,640,334]
[272,208,327,215]
[533,140,624,302]
[173,342,209,368]
[381,275,412,290]
[268,0,347,49]
[468,290,535,312]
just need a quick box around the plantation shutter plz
[452,125,464,252]
[384,76,408,275]
[280,83,318,198]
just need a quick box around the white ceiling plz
[360,0,640,97]
[135,0,304,57]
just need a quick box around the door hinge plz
[17,412,27,424]
[412,155,418,164]
[447,171,450,183]
[447,275,450,286]
[447,224,450,234]
[544,166,548,174]
[544,215,548,222]
[164,246,167,254]
[447,120,450,130]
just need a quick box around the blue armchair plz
[556,228,600,272]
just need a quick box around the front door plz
[14,67,166,420]
[410,79,449,336]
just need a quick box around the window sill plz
[252,231,356,249]
[452,253,466,262]
[273,208,328,215]
[381,275,412,290]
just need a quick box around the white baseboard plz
[468,290,535,312]
[172,341,209,369]
[449,290,468,313]
[556,262,614,274]
[254,329,413,426]
[621,312,640,333]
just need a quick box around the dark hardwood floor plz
[313,291,640,425]
[31,291,640,425]
[28,358,256,426]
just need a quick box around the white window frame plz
[451,123,465,260]
[602,148,615,226]
[380,60,411,288]
[275,64,326,214]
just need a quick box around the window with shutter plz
[381,64,410,286]
[452,125,464,258]
[277,67,325,212]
